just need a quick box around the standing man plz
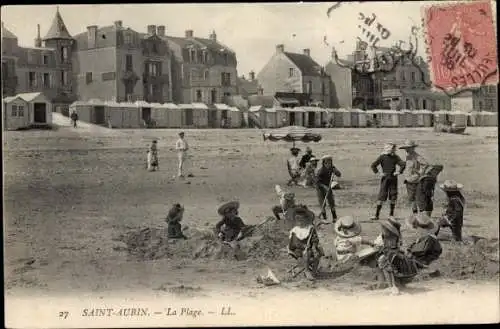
[370,143,406,221]
[315,155,342,222]
[70,111,78,128]
[399,140,431,216]
[175,131,189,178]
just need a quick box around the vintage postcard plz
[2,2,499,328]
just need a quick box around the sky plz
[2,2,497,78]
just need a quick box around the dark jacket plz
[215,216,245,235]
[371,153,406,175]
[408,233,442,266]
[71,112,78,121]
[299,153,314,168]
[445,194,465,225]
[316,165,341,186]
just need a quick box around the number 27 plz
[59,311,69,319]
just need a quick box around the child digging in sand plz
[333,216,376,264]
[271,184,296,221]
[438,180,466,242]
[166,204,188,239]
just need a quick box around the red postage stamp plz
[422,0,498,90]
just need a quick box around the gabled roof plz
[3,96,25,104]
[284,52,327,77]
[2,22,17,39]
[43,8,73,40]
[247,95,274,107]
[237,77,260,95]
[17,92,44,102]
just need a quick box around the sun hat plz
[399,140,418,149]
[309,157,319,162]
[334,216,362,238]
[405,212,435,231]
[380,219,401,237]
[439,180,463,191]
[321,155,332,161]
[291,205,315,226]
[217,201,240,216]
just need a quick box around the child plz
[215,201,247,242]
[405,213,442,267]
[299,157,319,187]
[166,204,188,239]
[438,180,465,242]
[287,147,302,186]
[315,155,342,222]
[287,206,324,281]
[370,143,406,221]
[334,216,375,264]
[147,140,159,172]
[377,219,419,295]
[271,184,296,221]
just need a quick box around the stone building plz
[257,44,332,107]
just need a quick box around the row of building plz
[1,8,498,128]
[3,93,497,131]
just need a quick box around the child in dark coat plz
[438,180,466,242]
[166,204,188,239]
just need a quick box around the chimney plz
[87,25,98,48]
[209,30,217,41]
[185,30,194,38]
[276,44,284,53]
[249,70,255,81]
[34,24,42,47]
[157,25,166,37]
[147,25,157,35]
[114,20,122,29]
[303,48,310,57]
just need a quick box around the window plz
[60,71,68,86]
[289,68,294,78]
[478,101,483,110]
[422,99,427,110]
[204,70,209,80]
[307,81,312,94]
[203,51,208,64]
[221,72,231,86]
[190,49,196,63]
[61,47,68,62]
[124,32,132,45]
[126,55,133,71]
[400,71,406,81]
[196,89,202,102]
[11,105,18,116]
[102,72,116,81]
[43,55,49,65]
[211,89,217,104]
[29,71,36,87]
[148,62,159,76]
[405,98,410,109]
[223,53,229,65]
[18,105,24,117]
[43,73,50,88]
[224,92,231,97]
[85,72,92,84]
[414,98,419,109]
[321,81,326,95]
[411,71,416,82]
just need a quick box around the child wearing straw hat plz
[405,213,442,267]
[438,180,466,242]
[215,201,247,242]
[334,216,376,264]
[287,205,324,280]
[370,142,406,221]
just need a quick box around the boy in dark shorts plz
[370,143,406,220]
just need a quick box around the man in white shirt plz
[175,132,189,178]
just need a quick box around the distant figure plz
[370,143,406,221]
[166,204,188,239]
[438,180,466,242]
[315,155,341,222]
[299,147,315,169]
[287,147,302,186]
[147,140,159,172]
[70,111,78,128]
[175,132,189,178]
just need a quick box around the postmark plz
[422,0,498,90]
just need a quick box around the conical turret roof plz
[43,7,73,40]
[2,22,18,39]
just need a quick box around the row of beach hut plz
[248,106,498,128]
[69,100,243,129]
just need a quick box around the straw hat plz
[399,140,418,149]
[439,180,463,192]
[217,201,240,216]
[380,219,401,237]
[321,155,332,161]
[309,156,319,163]
[334,216,362,238]
[406,212,435,231]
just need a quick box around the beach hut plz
[284,107,305,126]
[449,111,468,127]
[434,110,451,125]
[248,105,266,128]
[83,98,108,126]
[400,110,412,127]
[302,106,323,128]
[481,112,497,127]
[151,103,168,128]
[3,95,30,130]
[349,108,360,128]
[69,101,92,123]
[332,108,351,127]
[372,109,396,127]
[275,107,288,127]
[416,110,433,127]
[104,101,122,128]
[213,103,233,128]
[10,92,53,128]
[191,103,209,128]
[162,103,181,128]
[468,111,480,127]
[351,108,367,127]
[117,102,141,128]
[135,100,154,126]
[228,107,242,128]
[264,107,277,128]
